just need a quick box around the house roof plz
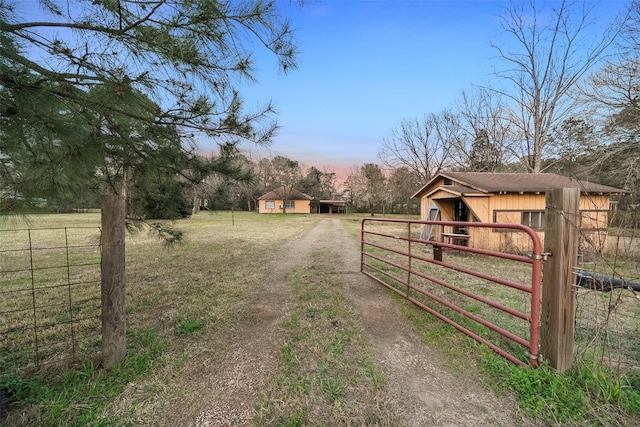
[412,172,630,199]
[258,186,312,200]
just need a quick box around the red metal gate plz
[361,218,543,367]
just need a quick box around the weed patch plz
[176,319,205,335]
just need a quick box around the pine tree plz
[0,0,297,213]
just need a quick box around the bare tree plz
[581,55,640,202]
[343,166,367,213]
[586,58,640,140]
[490,0,622,172]
[432,110,467,170]
[379,112,457,181]
[457,88,519,171]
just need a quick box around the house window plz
[265,201,275,209]
[521,211,545,230]
[284,200,295,209]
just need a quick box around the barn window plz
[521,211,545,230]
[284,200,295,209]
[265,201,275,209]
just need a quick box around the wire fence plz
[0,227,102,374]
[573,218,640,378]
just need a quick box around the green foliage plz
[133,173,192,219]
[1,0,298,214]
[480,348,640,425]
[0,372,43,403]
[299,166,337,200]
[321,376,346,403]
[468,129,503,172]
[176,319,205,335]
[626,370,640,393]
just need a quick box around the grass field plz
[1,211,640,426]
[1,211,320,425]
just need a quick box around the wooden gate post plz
[101,194,126,368]
[541,188,580,372]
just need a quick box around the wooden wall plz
[418,192,612,253]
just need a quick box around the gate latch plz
[528,252,552,261]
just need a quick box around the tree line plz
[189,154,421,217]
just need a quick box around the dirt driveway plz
[163,217,528,426]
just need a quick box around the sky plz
[230,0,628,178]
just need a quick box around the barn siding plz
[464,196,490,223]
[418,192,612,253]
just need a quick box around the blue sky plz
[234,0,628,176]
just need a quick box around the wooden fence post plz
[541,188,580,372]
[101,194,126,368]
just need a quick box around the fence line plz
[360,213,640,374]
[573,234,640,375]
[0,227,102,372]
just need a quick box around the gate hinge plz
[525,350,544,363]
[528,252,552,261]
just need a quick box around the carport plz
[318,200,347,214]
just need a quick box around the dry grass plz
[1,211,321,425]
[0,221,102,373]
[360,219,536,361]
[3,211,639,426]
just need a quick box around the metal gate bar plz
[361,218,543,367]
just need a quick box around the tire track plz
[191,218,331,427]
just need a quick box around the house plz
[257,186,312,214]
[411,172,629,253]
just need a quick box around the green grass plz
[480,348,640,426]
[396,290,640,426]
[0,327,164,427]
[1,211,320,425]
[176,319,205,335]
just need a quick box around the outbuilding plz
[411,172,629,253]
